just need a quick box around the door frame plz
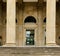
[23,23,37,47]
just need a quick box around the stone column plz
[6,0,16,46]
[46,0,56,46]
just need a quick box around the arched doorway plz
[24,16,37,46]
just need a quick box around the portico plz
[0,0,59,47]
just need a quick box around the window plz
[43,17,46,23]
[16,19,17,23]
[24,16,36,23]
[26,30,35,45]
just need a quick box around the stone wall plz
[16,3,46,46]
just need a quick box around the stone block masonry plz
[0,47,60,56]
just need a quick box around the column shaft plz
[6,0,16,46]
[46,0,56,46]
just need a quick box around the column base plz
[3,43,16,47]
[46,43,60,47]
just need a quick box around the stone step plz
[0,47,60,56]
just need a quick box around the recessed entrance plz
[26,30,35,45]
[24,16,37,46]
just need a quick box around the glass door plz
[26,30,35,45]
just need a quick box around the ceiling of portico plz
[0,0,59,2]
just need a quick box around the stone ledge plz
[0,47,60,56]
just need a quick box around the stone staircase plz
[0,47,60,56]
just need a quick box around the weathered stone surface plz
[0,47,60,56]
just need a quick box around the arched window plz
[24,16,36,23]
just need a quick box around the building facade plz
[0,0,60,47]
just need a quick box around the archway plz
[24,16,37,45]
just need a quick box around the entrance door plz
[26,29,35,45]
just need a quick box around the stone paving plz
[0,47,60,56]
